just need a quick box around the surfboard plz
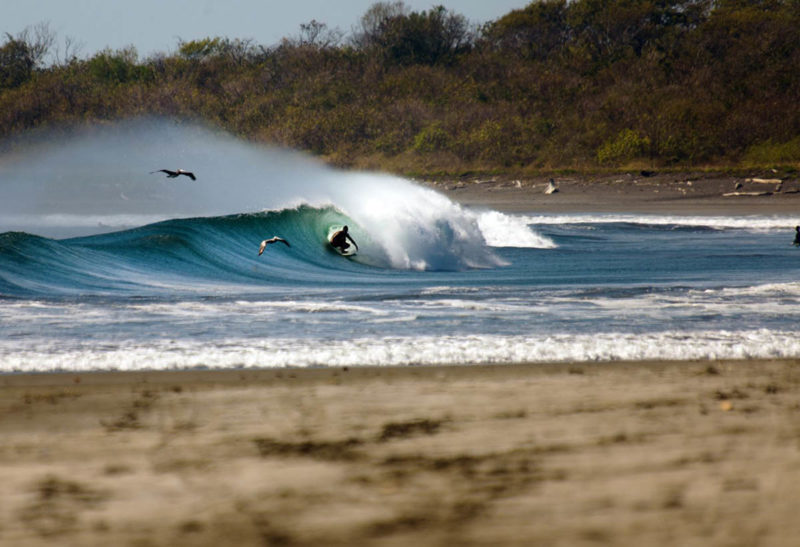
[327,225,357,256]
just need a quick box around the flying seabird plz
[258,237,291,255]
[150,169,196,180]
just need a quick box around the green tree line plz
[2,0,799,174]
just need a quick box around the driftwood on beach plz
[722,191,774,197]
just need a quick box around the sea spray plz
[0,119,551,271]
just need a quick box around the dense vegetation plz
[2,0,799,174]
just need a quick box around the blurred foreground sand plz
[2,360,799,546]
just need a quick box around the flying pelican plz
[259,237,291,256]
[150,169,196,180]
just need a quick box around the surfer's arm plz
[347,234,358,250]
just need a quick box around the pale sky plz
[4,1,528,61]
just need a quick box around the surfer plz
[793,226,800,246]
[330,225,358,254]
[258,236,290,255]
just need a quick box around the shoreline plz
[0,356,796,386]
[2,358,799,545]
[422,171,800,216]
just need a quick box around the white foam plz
[334,177,508,270]
[475,210,556,248]
[520,213,799,230]
[703,281,800,298]
[3,330,800,372]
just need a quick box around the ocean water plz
[2,121,800,372]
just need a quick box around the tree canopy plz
[1,1,799,173]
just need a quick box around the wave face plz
[0,203,552,296]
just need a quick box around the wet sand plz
[3,173,800,546]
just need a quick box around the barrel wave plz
[0,119,555,298]
[0,199,543,297]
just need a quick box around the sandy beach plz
[2,360,800,546]
[3,173,800,546]
[427,170,800,216]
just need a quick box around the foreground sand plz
[2,360,800,546]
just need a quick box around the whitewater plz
[2,120,799,372]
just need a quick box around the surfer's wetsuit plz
[794,226,800,246]
[331,226,358,252]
